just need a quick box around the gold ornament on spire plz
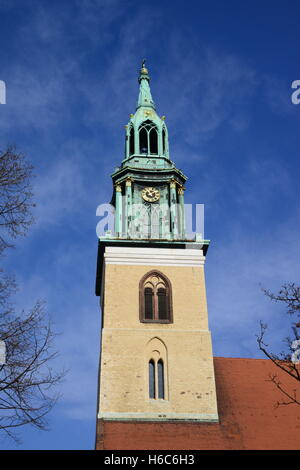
[141,58,148,74]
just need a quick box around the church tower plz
[95,62,219,448]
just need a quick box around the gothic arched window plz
[146,338,168,401]
[144,287,153,319]
[157,359,164,399]
[139,271,173,323]
[148,358,165,400]
[162,127,166,155]
[139,126,148,154]
[149,360,155,399]
[138,120,158,155]
[149,127,158,154]
[129,126,134,156]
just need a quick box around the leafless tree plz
[0,146,35,253]
[0,146,64,443]
[257,283,300,407]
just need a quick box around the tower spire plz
[137,59,156,110]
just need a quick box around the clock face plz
[141,187,160,203]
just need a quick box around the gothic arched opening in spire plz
[162,127,166,155]
[138,120,158,155]
[149,126,158,154]
[129,126,134,156]
[139,125,148,154]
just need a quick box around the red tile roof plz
[96,357,300,450]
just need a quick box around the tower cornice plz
[111,166,187,186]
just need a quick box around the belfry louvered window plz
[140,271,173,323]
[138,120,158,155]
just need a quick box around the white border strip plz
[104,247,206,267]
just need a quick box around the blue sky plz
[0,0,300,450]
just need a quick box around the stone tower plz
[95,62,218,447]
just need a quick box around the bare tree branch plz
[267,374,300,407]
[257,283,300,407]
[0,145,65,443]
[0,145,35,254]
[0,292,65,442]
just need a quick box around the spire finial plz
[140,58,148,76]
[137,59,155,110]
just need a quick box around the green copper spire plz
[106,59,192,243]
[122,60,172,163]
[137,59,156,110]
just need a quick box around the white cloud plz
[155,43,258,149]
[207,214,300,358]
